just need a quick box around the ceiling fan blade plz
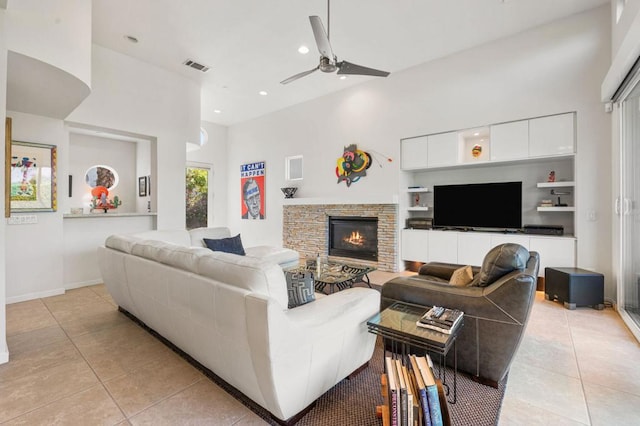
[309,16,335,60]
[280,66,319,85]
[337,61,390,77]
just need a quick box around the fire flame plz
[344,231,365,246]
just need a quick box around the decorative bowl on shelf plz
[280,187,298,199]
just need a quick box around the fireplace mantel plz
[283,194,399,206]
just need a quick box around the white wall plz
[5,111,66,302]
[67,44,201,230]
[4,44,200,303]
[5,0,91,87]
[612,0,640,57]
[136,139,151,213]
[68,133,137,213]
[1,6,9,364]
[227,8,614,295]
[187,120,229,227]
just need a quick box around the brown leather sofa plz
[381,243,539,387]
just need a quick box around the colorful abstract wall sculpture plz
[336,144,372,187]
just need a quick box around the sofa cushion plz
[157,245,212,273]
[449,265,474,286]
[132,230,191,247]
[471,243,529,287]
[198,253,289,309]
[131,239,176,262]
[203,234,246,256]
[189,227,232,247]
[284,270,316,308]
[244,246,300,268]
[105,234,139,254]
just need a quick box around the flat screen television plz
[433,181,522,230]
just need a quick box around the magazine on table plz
[416,306,463,334]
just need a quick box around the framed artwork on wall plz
[4,117,11,217]
[240,161,265,220]
[138,176,147,196]
[8,138,57,213]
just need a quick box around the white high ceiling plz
[91,0,609,126]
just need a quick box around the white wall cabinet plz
[427,231,458,263]
[529,236,576,275]
[401,229,429,262]
[400,112,575,171]
[490,120,529,161]
[529,113,575,157]
[401,136,429,170]
[458,233,492,265]
[427,132,459,168]
[401,229,575,276]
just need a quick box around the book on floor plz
[415,356,444,426]
[386,356,400,426]
[395,359,408,426]
[409,355,431,426]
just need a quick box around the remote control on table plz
[432,306,445,318]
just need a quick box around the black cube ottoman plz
[545,267,604,310]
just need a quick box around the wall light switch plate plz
[6,215,38,225]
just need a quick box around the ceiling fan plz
[280,0,390,85]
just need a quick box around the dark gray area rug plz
[207,338,507,426]
[123,307,506,425]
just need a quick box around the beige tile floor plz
[499,292,640,426]
[2,278,640,425]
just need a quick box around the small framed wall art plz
[138,176,147,197]
[8,138,58,213]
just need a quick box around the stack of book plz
[416,306,463,334]
[539,199,554,207]
[384,354,449,426]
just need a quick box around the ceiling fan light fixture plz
[280,1,390,85]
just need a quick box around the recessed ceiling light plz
[474,132,480,136]
[298,45,310,54]
[213,109,221,114]
[339,75,347,80]
[124,35,139,43]
[259,91,268,96]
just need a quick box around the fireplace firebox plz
[328,216,378,261]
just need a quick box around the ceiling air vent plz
[183,59,210,73]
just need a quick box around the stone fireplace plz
[282,202,398,272]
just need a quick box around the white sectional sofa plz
[98,227,380,424]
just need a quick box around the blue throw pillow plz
[285,270,315,309]
[203,234,246,256]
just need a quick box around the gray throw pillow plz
[203,234,246,256]
[285,270,315,309]
[471,243,529,287]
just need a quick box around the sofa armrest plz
[418,262,481,281]
[381,270,535,324]
[283,288,380,329]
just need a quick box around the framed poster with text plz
[240,161,265,219]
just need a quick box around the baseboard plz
[0,340,9,364]
[6,288,65,304]
[65,279,103,290]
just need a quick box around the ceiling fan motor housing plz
[319,56,337,73]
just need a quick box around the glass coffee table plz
[367,301,462,403]
[289,260,376,294]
